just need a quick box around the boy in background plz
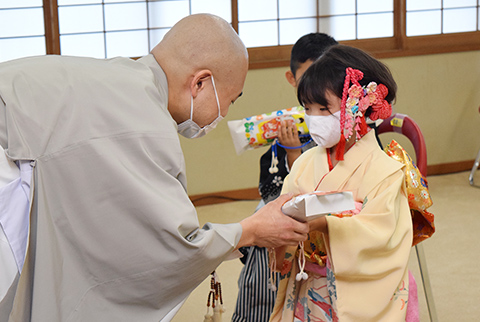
[232,33,338,322]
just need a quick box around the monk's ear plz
[285,70,297,88]
[190,69,212,98]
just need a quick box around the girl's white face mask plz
[304,111,341,148]
[177,75,223,139]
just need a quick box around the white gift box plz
[281,191,355,222]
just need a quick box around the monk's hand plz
[236,193,309,249]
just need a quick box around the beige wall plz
[181,50,480,196]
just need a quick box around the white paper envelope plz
[282,191,355,222]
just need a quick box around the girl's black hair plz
[297,44,397,111]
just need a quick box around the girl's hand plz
[308,216,328,234]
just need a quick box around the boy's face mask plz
[177,75,223,139]
[304,111,341,148]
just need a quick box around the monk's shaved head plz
[152,14,247,82]
[151,14,248,126]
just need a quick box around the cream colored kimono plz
[271,130,413,321]
[0,54,242,321]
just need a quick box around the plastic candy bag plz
[227,106,309,155]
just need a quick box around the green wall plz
[180,50,480,195]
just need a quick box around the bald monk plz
[0,14,309,321]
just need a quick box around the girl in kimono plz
[233,33,337,322]
[269,44,415,322]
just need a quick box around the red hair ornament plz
[335,68,392,161]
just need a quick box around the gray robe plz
[0,54,242,321]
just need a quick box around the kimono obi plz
[385,140,435,246]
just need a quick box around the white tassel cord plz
[269,141,279,174]
[296,241,308,281]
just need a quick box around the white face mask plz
[304,111,341,148]
[177,75,223,139]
